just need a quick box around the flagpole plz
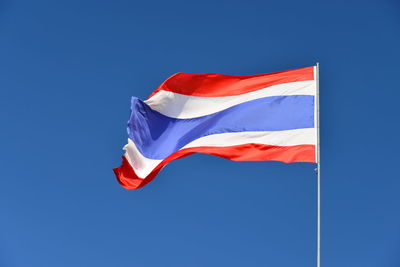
[316,62,321,267]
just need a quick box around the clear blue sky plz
[1,0,399,266]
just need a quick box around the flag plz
[114,66,317,190]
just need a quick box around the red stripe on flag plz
[148,66,314,98]
[113,144,316,190]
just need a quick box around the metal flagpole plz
[316,62,321,267]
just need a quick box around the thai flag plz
[114,66,317,190]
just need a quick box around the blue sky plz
[1,0,399,266]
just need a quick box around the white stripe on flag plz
[183,128,316,148]
[125,128,315,178]
[124,139,162,179]
[145,80,316,119]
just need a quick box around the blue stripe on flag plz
[128,95,314,159]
